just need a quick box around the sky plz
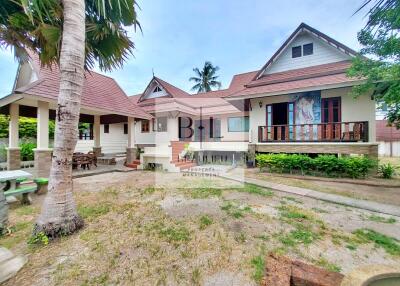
[0,0,369,97]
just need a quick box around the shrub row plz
[256,153,376,179]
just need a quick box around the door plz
[321,97,341,140]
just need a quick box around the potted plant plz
[246,151,255,168]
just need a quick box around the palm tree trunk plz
[34,0,85,238]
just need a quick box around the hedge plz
[256,153,376,179]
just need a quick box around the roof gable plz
[13,52,152,119]
[254,23,358,80]
[138,77,191,102]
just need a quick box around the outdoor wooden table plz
[0,170,33,231]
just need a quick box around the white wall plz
[135,116,179,149]
[378,141,400,157]
[75,123,128,154]
[249,87,376,143]
[264,32,351,75]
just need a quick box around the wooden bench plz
[4,185,37,205]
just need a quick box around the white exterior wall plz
[220,114,249,142]
[265,33,351,75]
[75,123,128,154]
[249,87,376,143]
[322,87,375,142]
[378,141,400,157]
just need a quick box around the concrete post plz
[126,117,137,163]
[7,103,20,170]
[93,115,102,156]
[34,101,52,177]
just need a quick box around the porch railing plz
[258,121,369,143]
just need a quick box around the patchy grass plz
[278,205,315,221]
[279,226,320,247]
[78,202,111,220]
[366,214,397,224]
[354,229,400,256]
[311,207,329,214]
[314,257,341,272]
[283,196,303,204]
[191,268,201,285]
[250,255,265,284]
[142,186,163,195]
[221,201,252,218]
[199,215,213,230]
[148,222,191,243]
[240,184,274,197]
[189,187,222,199]
[15,205,37,216]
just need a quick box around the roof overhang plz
[225,80,364,101]
[0,92,152,120]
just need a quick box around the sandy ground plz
[2,171,400,286]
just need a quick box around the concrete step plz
[180,163,197,170]
[125,163,138,169]
[0,247,27,284]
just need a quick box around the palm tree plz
[189,61,222,93]
[0,0,140,239]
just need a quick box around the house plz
[127,22,377,171]
[0,22,378,175]
[0,52,152,176]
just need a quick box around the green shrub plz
[19,141,37,161]
[256,153,375,179]
[0,144,6,163]
[378,163,397,179]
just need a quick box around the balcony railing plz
[258,121,368,143]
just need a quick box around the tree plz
[0,0,140,238]
[189,61,222,93]
[347,0,400,127]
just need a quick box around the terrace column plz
[7,103,20,170]
[34,101,52,177]
[92,115,102,156]
[126,117,137,164]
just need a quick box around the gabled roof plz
[14,52,152,119]
[253,22,359,80]
[228,61,361,99]
[137,76,191,102]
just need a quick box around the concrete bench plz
[4,185,37,205]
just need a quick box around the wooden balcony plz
[258,121,369,143]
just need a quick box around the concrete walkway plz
[222,173,400,217]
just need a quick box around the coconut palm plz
[189,61,222,93]
[0,0,140,238]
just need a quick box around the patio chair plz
[87,151,97,167]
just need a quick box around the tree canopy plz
[189,61,222,93]
[0,0,140,71]
[347,0,400,127]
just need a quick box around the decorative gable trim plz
[253,22,359,80]
[138,77,172,102]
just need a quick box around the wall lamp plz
[259,101,263,108]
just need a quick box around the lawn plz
[2,171,400,286]
[243,165,400,206]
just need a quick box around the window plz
[141,120,150,133]
[303,43,313,56]
[228,117,249,132]
[104,124,109,133]
[124,123,128,134]
[292,46,302,58]
[156,117,167,132]
[153,86,162,93]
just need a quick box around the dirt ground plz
[244,168,400,206]
[2,171,400,286]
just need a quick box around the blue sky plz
[0,0,367,97]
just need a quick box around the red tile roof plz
[227,61,359,98]
[16,53,151,119]
[155,77,191,98]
